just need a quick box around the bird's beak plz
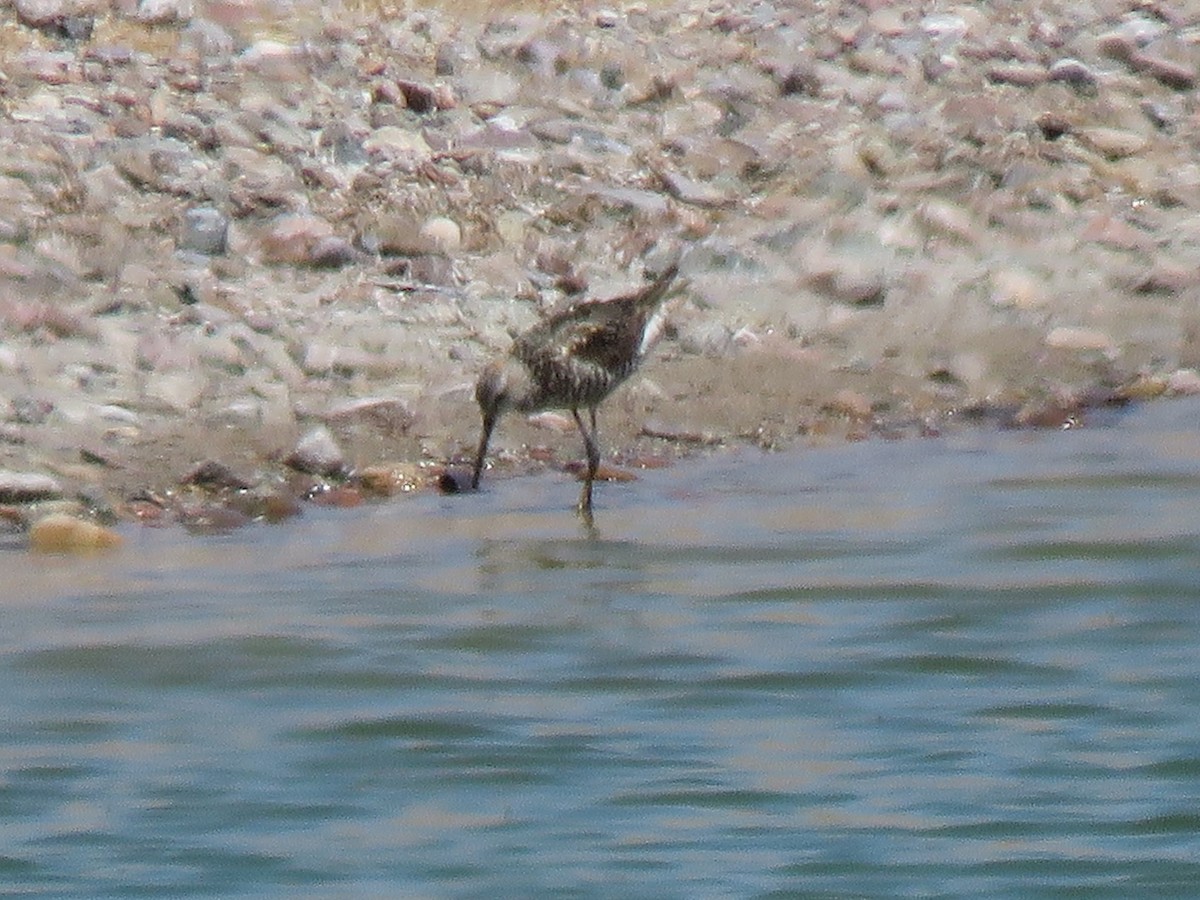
[471,411,495,490]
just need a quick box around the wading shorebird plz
[471,262,682,519]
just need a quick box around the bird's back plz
[511,264,679,411]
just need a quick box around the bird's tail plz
[635,262,683,357]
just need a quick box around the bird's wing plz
[513,298,639,379]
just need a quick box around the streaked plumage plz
[472,263,680,518]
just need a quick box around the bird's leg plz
[572,407,600,517]
[471,412,496,490]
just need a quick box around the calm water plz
[4,399,1200,898]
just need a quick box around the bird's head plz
[471,357,533,489]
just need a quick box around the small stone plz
[1080,215,1152,251]
[1119,375,1167,401]
[525,411,575,433]
[286,425,345,476]
[30,514,122,553]
[419,216,462,255]
[1036,112,1071,141]
[990,268,1047,310]
[259,214,337,266]
[146,372,206,412]
[1130,53,1196,91]
[177,503,251,534]
[310,485,364,508]
[825,389,873,419]
[395,79,452,113]
[641,422,723,445]
[987,63,1047,87]
[1047,58,1096,90]
[657,170,732,208]
[1076,127,1148,160]
[324,397,414,434]
[10,396,54,425]
[181,459,255,491]
[180,206,228,255]
[1096,32,1136,62]
[1166,369,1200,396]
[0,470,63,503]
[916,200,980,244]
[131,0,193,24]
[358,463,425,496]
[307,235,356,269]
[808,264,886,306]
[1045,326,1114,353]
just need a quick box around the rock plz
[286,425,345,476]
[146,372,206,412]
[30,513,122,553]
[395,79,456,113]
[825,389,873,419]
[310,485,364,508]
[987,63,1046,87]
[181,459,255,490]
[307,235,356,269]
[1166,369,1200,396]
[916,200,980,244]
[1080,215,1153,251]
[1045,327,1114,353]
[1076,127,1148,160]
[324,397,414,434]
[14,0,101,28]
[1129,53,1196,91]
[419,216,462,255]
[176,502,251,533]
[362,126,432,161]
[640,422,723,445]
[180,206,229,255]
[657,170,731,208]
[10,396,54,425]
[807,258,887,306]
[259,214,339,266]
[357,462,426,496]
[1047,58,1096,90]
[437,469,470,493]
[990,268,1048,310]
[131,0,194,24]
[0,471,63,502]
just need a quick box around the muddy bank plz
[0,0,1198,537]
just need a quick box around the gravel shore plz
[1,0,1198,536]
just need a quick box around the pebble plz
[0,470,63,503]
[657,170,732,208]
[1075,127,1149,160]
[419,216,462,255]
[357,463,426,496]
[1166,369,1200,396]
[915,200,980,244]
[259,214,338,266]
[30,513,122,553]
[1044,327,1114,353]
[286,425,346,477]
[825,389,874,420]
[181,459,255,490]
[1047,58,1096,90]
[324,397,414,434]
[180,206,229,255]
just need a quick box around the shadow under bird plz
[472,262,682,518]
